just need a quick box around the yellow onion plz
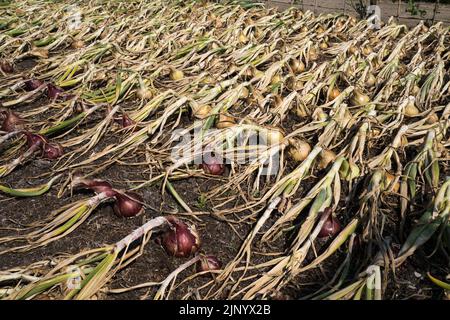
[312,107,328,121]
[170,69,184,81]
[265,127,285,145]
[350,89,370,106]
[238,31,248,44]
[194,105,212,119]
[319,41,328,50]
[362,45,373,56]
[309,47,318,61]
[160,216,201,258]
[289,59,305,74]
[295,104,307,118]
[136,87,153,100]
[271,74,282,85]
[288,138,311,162]
[239,86,250,99]
[71,40,85,49]
[426,112,439,124]
[216,114,235,129]
[349,45,358,55]
[316,25,325,34]
[318,149,336,169]
[300,26,308,33]
[385,172,400,193]
[411,84,420,95]
[328,87,341,100]
[404,99,419,117]
[365,73,376,87]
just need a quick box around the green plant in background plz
[405,0,427,17]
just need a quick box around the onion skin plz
[0,60,14,73]
[197,255,221,274]
[201,157,225,175]
[113,191,144,218]
[1,110,25,132]
[24,79,44,91]
[42,142,64,159]
[74,179,116,197]
[120,114,136,128]
[24,132,47,148]
[160,216,201,258]
[47,83,65,100]
[318,208,341,238]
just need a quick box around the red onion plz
[318,208,341,238]
[1,110,25,132]
[197,254,221,274]
[24,79,44,91]
[74,179,115,195]
[120,113,136,128]
[160,216,201,258]
[47,83,64,99]
[24,132,47,148]
[42,142,64,159]
[113,191,144,218]
[0,60,14,73]
[201,157,225,175]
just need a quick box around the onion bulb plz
[197,255,222,274]
[71,40,85,49]
[319,41,328,50]
[404,99,419,117]
[328,87,341,100]
[136,87,153,100]
[295,104,307,118]
[411,84,420,96]
[0,60,14,73]
[349,46,358,55]
[318,209,341,238]
[201,157,225,175]
[160,216,201,258]
[271,74,282,85]
[30,48,49,59]
[238,31,248,44]
[426,112,439,124]
[216,114,235,129]
[239,86,250,99]
[42,142,64,159]
[113,192,144,218]
[1,110,25,132]
[194,105,212,119]
[365,73,376,87]
[318,149,336,170]
[362,45,373,56]
[170,69,184,81]
[350,89,370,106]
[316,25,325,34]
[289,59,305,74]
[47,83,64,99]
[74,178,116,197]
[265,128,285,145]
[385,172,400,193]
[309,47,318,61]
[288,138,311,162]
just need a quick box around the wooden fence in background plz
[260,1,450,26]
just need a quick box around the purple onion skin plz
[121,114,136,128]
[42,143,64,159]
[0,61,14,73]
[47,83,64,99]
[318,210,341,239]
[24,132,47,148]
[197,255,221,274]
[201,159,225,176]
[1,111,24,132]
[160,216,201,258]
[113,191,144,218]
[24,79,44,91]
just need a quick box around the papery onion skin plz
[197,255,222,273]
[1,110,25,132]
[24,132,47,148]
[24,79,44,91]
[201,158,225,175]
[0,60,14,73]
[42,143,64,159]
[74,178,116,197]
[113,191,144,218]
[160,216,201,258]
